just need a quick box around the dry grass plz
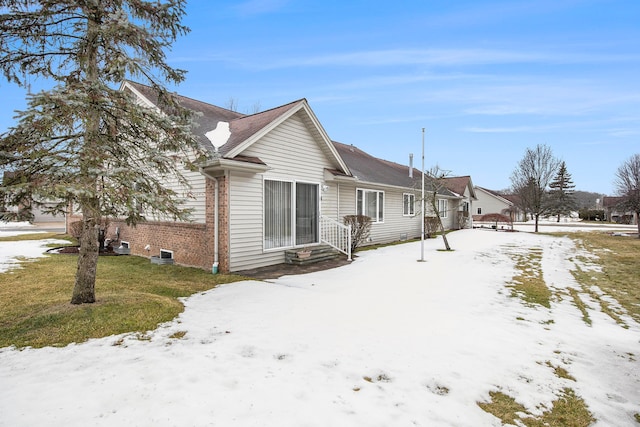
[0,237,246,348]
[568,232,640,325]
[479,388,595,427]
[507,247,552,308]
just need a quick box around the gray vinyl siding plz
[337,182,423,245]
[144,163,207,224]
[227,112,339,271]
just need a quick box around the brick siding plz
[66,176,230,272]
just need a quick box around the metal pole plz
[419,127,425,262]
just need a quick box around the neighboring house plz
[68,81,466,273]
[473,187,524,223]
[442,176,476,229]
[603,196,638,224]
[1,171,63,223]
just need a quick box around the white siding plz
[474,188,512,217]
[228,112,340,271]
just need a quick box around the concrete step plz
[285,245,342,265]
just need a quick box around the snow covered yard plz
[0,228,638,426]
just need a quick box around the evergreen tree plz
[0,1,203,304]
[548,161,576,222]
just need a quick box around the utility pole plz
[419,127,426,262]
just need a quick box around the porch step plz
[285,245,341,265]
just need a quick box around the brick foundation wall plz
[65,176,231,273]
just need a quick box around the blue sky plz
[1,0,639,194]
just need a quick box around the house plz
[603,196,638,224]
[473,187,524,224]
[442,176,476,229]
[68,81,466,273]
[1,171,63,223]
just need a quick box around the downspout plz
[213,176,219,271]
[200,168,220,273]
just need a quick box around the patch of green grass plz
[0,232,69,242]
[0,251,246,348]
[478,388,595,427]
[507,247,552,308]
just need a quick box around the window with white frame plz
[438,198,448,218]
[403,193,415,216]
[357,188,384,223]
[264,179,319,250]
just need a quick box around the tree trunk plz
[437,216,451,250]
[71,200,100,304]
[534,214,540,232]
[636,211,640,239]
[71,13,101,305]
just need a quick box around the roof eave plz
[200,158,271,176]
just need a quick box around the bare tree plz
[510,144,560,232]
[614,153,640,238]
[425,167,452,250]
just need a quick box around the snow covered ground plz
[0,222,67,272]
[0,226,638,426]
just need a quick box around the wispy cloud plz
[171,47,640,69]
[253,48,640,70]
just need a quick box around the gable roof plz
[122,81,350,174]
[475,186,515,206]
[442,176,476,199]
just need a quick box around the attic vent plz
[160,249,173,259]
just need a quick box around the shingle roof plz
[332,141,455,196]
[220,100,306,156]
[123,81,462,197]
[124,81,244,152]
[442,176,472,197]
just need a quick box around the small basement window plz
[120,241,129,248]
[160,249,174,259]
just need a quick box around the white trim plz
[262,177,321,251]
[356,187,385,224]
[160,249,174,259]
[120,241,130,248]
[403,193,416,216]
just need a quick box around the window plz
[438,199,448,218]
[160,249,173,259]
[477,207,482,215]
[264,179,319,250]
[357,189,384,223]
[403,193,415,216]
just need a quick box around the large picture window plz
[357,188,384,223]
[403,193,415,216]
[264,180,318,250]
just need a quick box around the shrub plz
[578,209,605,221]
[343,215,372,253]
